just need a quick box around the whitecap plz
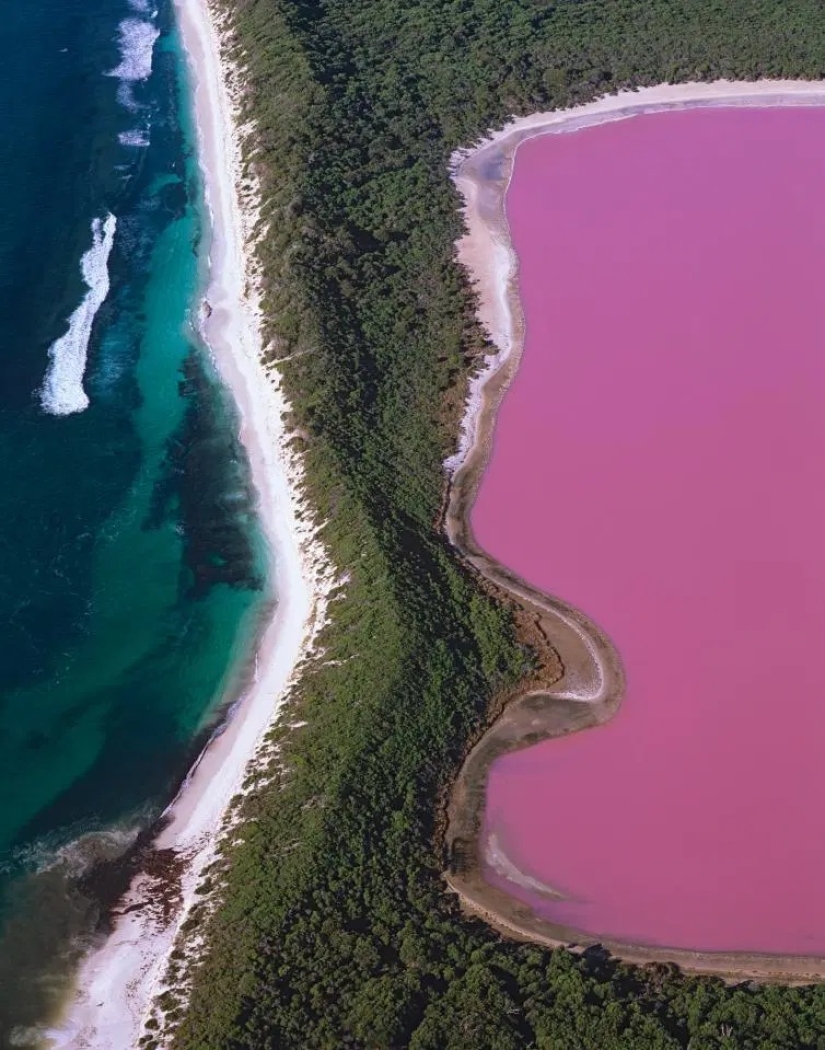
[39,214,117,416]
[108,19,160,111]
[118,128,149,147]
[107,19,159,82]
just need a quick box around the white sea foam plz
[0,814,143,882]
[39,214,117,416]
[106,17,159,111]
[128,0,152,11]
[108,19,160,82]
[118,128,149,147]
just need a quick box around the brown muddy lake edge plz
[440,80,825,984]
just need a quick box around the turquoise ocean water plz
[0,0,271,1042]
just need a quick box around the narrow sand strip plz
[446,82,825,707]
[443,80,825,981]
[46,0,332,1045]
[447,79,825,482]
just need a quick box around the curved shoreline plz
[443,79,825,982]
[46,0,333,1045]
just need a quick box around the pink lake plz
[475,107,825,955]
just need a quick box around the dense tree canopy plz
[146,1,825,1047]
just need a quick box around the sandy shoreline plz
[443,80,825,980]
[45,0,331,1045]
[42,74,825,1046]
[445,79,825,483]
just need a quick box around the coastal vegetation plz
[157,1,825,1047]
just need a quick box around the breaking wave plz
[107,18,159,110]
[108,18,159,82]
[39,213,117,416]
[118,128,149,147]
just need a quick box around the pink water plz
[475,108,825,955]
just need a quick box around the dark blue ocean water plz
[0,0,269,1041]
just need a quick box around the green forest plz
[151,1,825,1047]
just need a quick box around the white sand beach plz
[45,68,825,1050]
[45,0,332,1046]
